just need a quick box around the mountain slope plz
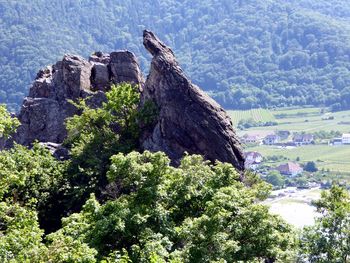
[1,0,350,111]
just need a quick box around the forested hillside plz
[1,0,350,111]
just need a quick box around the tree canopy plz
[300,185,350,262]
[0,104,19,139]
[2,82,350,261]
[0,83,299,262]
[1,0,350,111]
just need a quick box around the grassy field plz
[247,144,350,173]
[231,107,350,175]
[228,108,276,126]
[228,107,350,134]
[272,107,323,118]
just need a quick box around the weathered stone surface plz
[13,54,93,146]
[29,66,53,98]
[12,51,143,147]
[15,98,63,145]
[52,54,93,100]
[89,51,111,64]
[141,30,245,171]
[110,51,144,87]
[89,52,111,91]
[91,62,110,91]
[4,31,244,172]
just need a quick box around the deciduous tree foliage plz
[46,152,296,262]
[300,185,350,262]
[1,0,350,111]
[0,83,299,262]
[0,105,19,139]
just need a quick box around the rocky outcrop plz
[88,51,143,92]
[5,31,244,171]
[15,55,92,146]
[140,30,245,171]
[110,51,143,87]
[14,52,143,146]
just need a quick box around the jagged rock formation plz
[89,51,143,91]
[140,30,245,171]
[13,52,143,146]
[5,30,244,171]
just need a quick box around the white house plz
[241,134,260,144]
[293,134,314,146]
[342,134,350,144]
[332,138,343,146]
[263,134,280,145]
[244,151,263,170]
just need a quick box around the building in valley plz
[276,162,303,177]
[342,134,350,144]
[263,134,280,145]
[244,151,263,169]
[293,134,314,145]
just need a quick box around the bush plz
[304,161,318,172]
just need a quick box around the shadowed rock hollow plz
[6,30,245,171]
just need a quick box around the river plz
[264,187,322,228]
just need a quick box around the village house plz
[244,151,263,170]
[263,134,280,145]
[331,137,343,146]
[293,134,314,146]
[342,133,350,144]
[276,162,303,177]
[241,134,260,144]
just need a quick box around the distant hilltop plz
[1,1,350,112]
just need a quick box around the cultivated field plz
[229,107,350,133]
[228,108,276,126]
[272,107,322,118]
[248,144,350,174]
[232,107,350,175]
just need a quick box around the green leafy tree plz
[300,185,350,262]
[0,202,46,262]
[304,161,318,172]
[0,142,67,232]
[0,104,19,140]
[48,151,296,262]
[265,171,285,189]
[64,83,141,211]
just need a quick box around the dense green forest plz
[1,85,350,262]
[1,0,350,111]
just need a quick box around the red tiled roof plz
[276,162,303,173]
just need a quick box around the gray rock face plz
[5,31,244,172]
[15,54,93,146]
[89,52,111,91]
[91,62,110,91]
[110,51,143,87]
[141,30,245,171]
[15,98,63,145]
[13,51,143,147]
